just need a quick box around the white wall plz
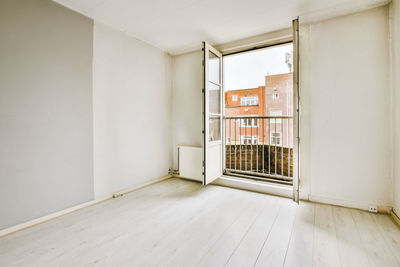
[171,6,393,210]
[391,0,400,216]
[0,0,94,230]
[171,51,203,169]
[304,6,392,209]
[93,22,172,198]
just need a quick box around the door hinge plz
[202,130,205,134]
[202,89,205,93]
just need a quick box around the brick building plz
[225,73,293,147]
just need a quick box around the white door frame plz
[218,20,300,203]
[202,42,223,185]
[292,17,300,203]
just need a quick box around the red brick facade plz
[225,73,293,148]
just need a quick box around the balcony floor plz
[1,178,399,266]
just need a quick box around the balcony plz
[224,116,294,185]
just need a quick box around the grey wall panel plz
[0,0,94,229]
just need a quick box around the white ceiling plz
[54,0,389,55]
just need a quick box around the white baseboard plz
[0,175,172,238]
[173,174,202,183]
[211,176,393,214]
[112,175,172,196]
[392,209,400,227]
[308,194,392,213]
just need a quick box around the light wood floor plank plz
[0,179,189,266]
[1,178,400,267]
[54,182,229,266]
[254,200,297,267]
[313,204,341,267]
[163,191,257,266]
[372,213,400,264]
[196,193,270,267]
[332,206,370,267]
[225,196,283,267]
[351,210,399,267]
[2,179,206,266]
[283,201,315,267]
[126,186,251,266]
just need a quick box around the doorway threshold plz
[212,175,292,199]
[224,171,293,186]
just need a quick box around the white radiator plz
[178,146,202,182]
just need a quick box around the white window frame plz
[270,132,281,146]
[232,95,238,102]
[240,118,259,127]
[240,135,258,145]
[269,109,282,123]
[241,96,259,106]
[272,93,279,100]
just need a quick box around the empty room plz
[1,0,400,266]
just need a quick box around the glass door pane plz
[209,117,221,142]
[208,83,220,115]
[208,50,221,141]
[208,51,220,84]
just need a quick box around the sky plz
[224,44,293,91]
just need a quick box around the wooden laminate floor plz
[1,178,400,267]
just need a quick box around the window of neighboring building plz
[270,132,281,145]
[241,135,258,145]
[241,118,258,127]
[232,95,238,101]
[269,109,282,123]
[227,137,231,143]
[241,96,258,106]
[272,93,279,100]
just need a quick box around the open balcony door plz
[202,42,223,185]
[293,18,300,203]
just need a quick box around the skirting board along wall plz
[210,176,393,213]
[392,210,400,227]
[307,194,392,214]
[0,175,172,238]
